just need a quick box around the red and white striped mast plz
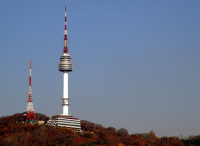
[28,60,33,104]
[63,5,68,53]
[23,60,37,121]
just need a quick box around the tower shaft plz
[62,72,69,115]
[63,72,68,99]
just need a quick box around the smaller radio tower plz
[23,60,37,122]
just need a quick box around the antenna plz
[63,5,68,53]
[22,60,38,122]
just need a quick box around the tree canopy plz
[0,113,199,145]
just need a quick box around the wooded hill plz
[0,113,199,145]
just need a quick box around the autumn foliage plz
[0,113,199,145]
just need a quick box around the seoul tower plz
[59,5,73,116]
[47,6,81,130]
[23,60,38,121]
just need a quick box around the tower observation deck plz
[59,53,73,72]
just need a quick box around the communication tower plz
[59,5,73,116]
[47,6,81,131]
[23,60,38,122]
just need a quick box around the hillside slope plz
[0,113,199,145]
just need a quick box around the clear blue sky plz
[0,1,200,137]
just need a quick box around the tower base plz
[47,115,81,131]
[22,111,38,123]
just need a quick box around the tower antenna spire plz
[63,5,68,53]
